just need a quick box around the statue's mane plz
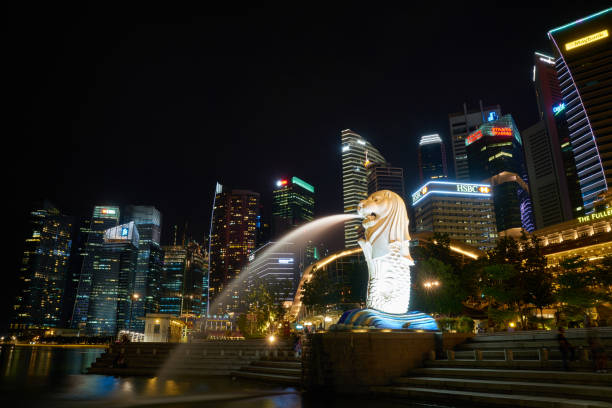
[365,190,412,258]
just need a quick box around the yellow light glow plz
[509,322,516,328]
[267,335,276,343]
[449,245,479,260]
[565,29,609,51]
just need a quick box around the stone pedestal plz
[303,331,437,392]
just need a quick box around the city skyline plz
[6,4,612,330]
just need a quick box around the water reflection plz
[0,346,445,408]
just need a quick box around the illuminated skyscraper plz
[160,242,208,317]
[411,181,497,250]
[548,8,612,211]
[465,114,535,233]
[10,201,73,335]
[72,206,120,330]
[341,129,387,248]
[449,103,501,180]
[523,52,583,229]
[367,164,405,202]
[122,205,163,332]
[417,134,448,182]
[272,176,315,239]
[247,242,298,306]
[86,221,139,336]
[209,187,259,314]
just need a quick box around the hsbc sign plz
[412,182,492,205]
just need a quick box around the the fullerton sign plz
[577,208,612,223]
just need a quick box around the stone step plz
[426,359,597,371]
[412,367,612,386]
[457,340,612,351]
[392,376,612,401]
[466,329,612,343]
[251,360,302,369]
[231,370,301,385]
[241,365,302,376]
[372,386,612,408]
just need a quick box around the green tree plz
[412,258,465,315]
[556,255,612,325]
[239,281,287,337]
[479,233,553,330]
[301,267,341,315]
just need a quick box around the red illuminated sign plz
[465,130,483,146]
[491,127,512,136]
[280,180,288,185]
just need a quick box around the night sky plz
[5,3,610,326]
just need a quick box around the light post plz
[423,280,440,289]
[130,293,139,333]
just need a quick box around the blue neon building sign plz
[487,111,498,122]
[121,227,129,237]
[552,102,566,116]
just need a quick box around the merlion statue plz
[336,190,438,330]
[357,190,413,314]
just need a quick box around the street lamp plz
[423,280,440,289]
[130,293,140,333]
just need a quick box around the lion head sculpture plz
[357,190,412,260]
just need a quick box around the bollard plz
[136,347,141,355]
[539,348,548,361]
[504,349,513,361]
[475,350,483,361]
[428,350,436,361]
[447,350,455,361]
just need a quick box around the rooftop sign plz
[565,29,609,51]
[292,176,314,193]
[411,181,491,205]
[577,208,612,223]
[465,130,483,146]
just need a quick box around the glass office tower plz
[85,222,139,336]
[72,206,120,330]
[548,8,612,211]
[417,134,448,182]
[123,205,163,332]
[160,242,207,317]
[465,114,536,233]
[209,187,260,315]
[449,103,501,180]
[341,129,387,248]
[271,176,315,239]
[11,201,73,336]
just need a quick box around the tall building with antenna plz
[341,129,387,248]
